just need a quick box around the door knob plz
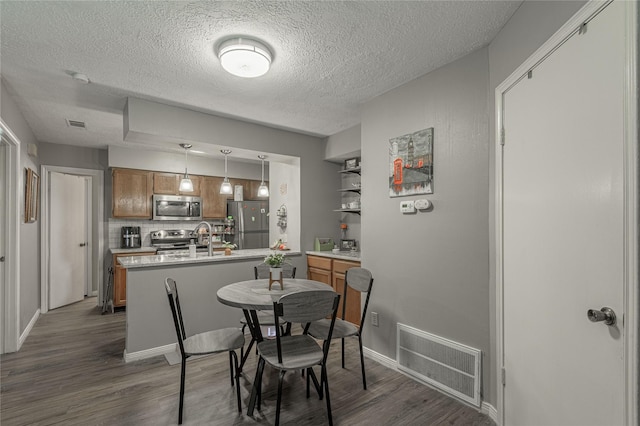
[587,307,617,326]
[79,243,86,247]
[0,256,4,262]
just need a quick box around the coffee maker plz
[121,226,141,248]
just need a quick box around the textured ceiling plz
[0,1,521,151]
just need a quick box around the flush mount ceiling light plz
[220,149,233,195]
[179,143,194,192]
[257,155,269,197]
[217,37,272,78]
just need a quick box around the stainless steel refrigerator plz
[227,200,269,249]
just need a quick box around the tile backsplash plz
[108,219,225,249]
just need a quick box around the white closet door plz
[502,2,625,424]
[49,172,87,309]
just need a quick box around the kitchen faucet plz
[192,221,213,257]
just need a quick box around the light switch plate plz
[400,200,416,214]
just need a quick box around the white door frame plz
[40,165,104,313]
[495,1,638,425]
[0,118,21,354]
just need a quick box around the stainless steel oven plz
[152,194,202,221]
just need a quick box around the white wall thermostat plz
[415,199,432,210]
[400,200,416,214]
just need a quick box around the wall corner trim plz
[123,343,176,363]
[18,309,40,350]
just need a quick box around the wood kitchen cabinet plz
[112,168,153,218]
[201,176,227,218]
[307,255,333,286]
[307,255,362,326]
[112,251,155,307]
[153,172,202,196]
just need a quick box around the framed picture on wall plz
[389,127,434,197]
[24,167,40,223]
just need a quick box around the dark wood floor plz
[1,298,494,426]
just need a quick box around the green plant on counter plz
[264,252,285,268]
[221,241,237,249]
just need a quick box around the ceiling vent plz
[66,119,86,129]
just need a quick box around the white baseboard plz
[18,309,40,350]
[363,345,496,420]
[124,343,176,363]
[481,401,498,423]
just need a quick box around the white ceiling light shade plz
[179,143,194,192]
[218,37,272,78]
[220,149,233,195]
[257,155,269,197]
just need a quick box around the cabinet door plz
[113,263,127,307]
[153,172,179,195]
[333,260,362,325]
[179,175,201,196]
[308,266,332,286]
[112,168,153,218]
[201,176,228,219]
[113,252,155,307]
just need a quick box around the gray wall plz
[1,79,40,334]
[124,98,340,256]
[361,47,491,396]
[359,0,587,408]
[486,0,586,405]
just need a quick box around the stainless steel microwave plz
[152,194,202,221]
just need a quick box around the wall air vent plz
[397,323,481,407]
[66,119,86,129]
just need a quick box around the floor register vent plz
[397,323,481,407]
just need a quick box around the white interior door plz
[0,142,5,352]
[49,172,87,309]
[502,2,625,424]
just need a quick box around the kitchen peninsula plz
[118,249,303,362]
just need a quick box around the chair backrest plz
[343,267,374,327]
[254,262,296,279]
[272,290,340,364]
[165,278,187,356]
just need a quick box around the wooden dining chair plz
[307,267,374,389]
[165,278,245,424]
[239,262,297,363]
[248,290,340,426]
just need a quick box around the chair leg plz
[275,370,286,426]
[306,367,310,398]
[240,324,247,360]
[248,357,265,416]
[358,333,367,390]
[341,338,345,368]
[322,365,333,426]
[231,351,242,412]
[229,352,233,386]
[179,358,186,424]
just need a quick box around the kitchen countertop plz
[118,248,301,269]
[306,250,361,262]
[110,247,157,255]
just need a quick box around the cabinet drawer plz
[333,259,360,274]
[307,255,332,270]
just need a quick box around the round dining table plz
[217,278,334,416]
[217,278,333,366]
[217,278,332,311]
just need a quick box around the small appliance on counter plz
[121,226,141,248]
[314,237,334,251]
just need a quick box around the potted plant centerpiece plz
[221,241,237,256]
[264,252,286,290]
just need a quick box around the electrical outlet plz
[371,312,379,327]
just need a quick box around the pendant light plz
[220,149,233,195]
[257,155,269,197]
[179,143,194,192]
